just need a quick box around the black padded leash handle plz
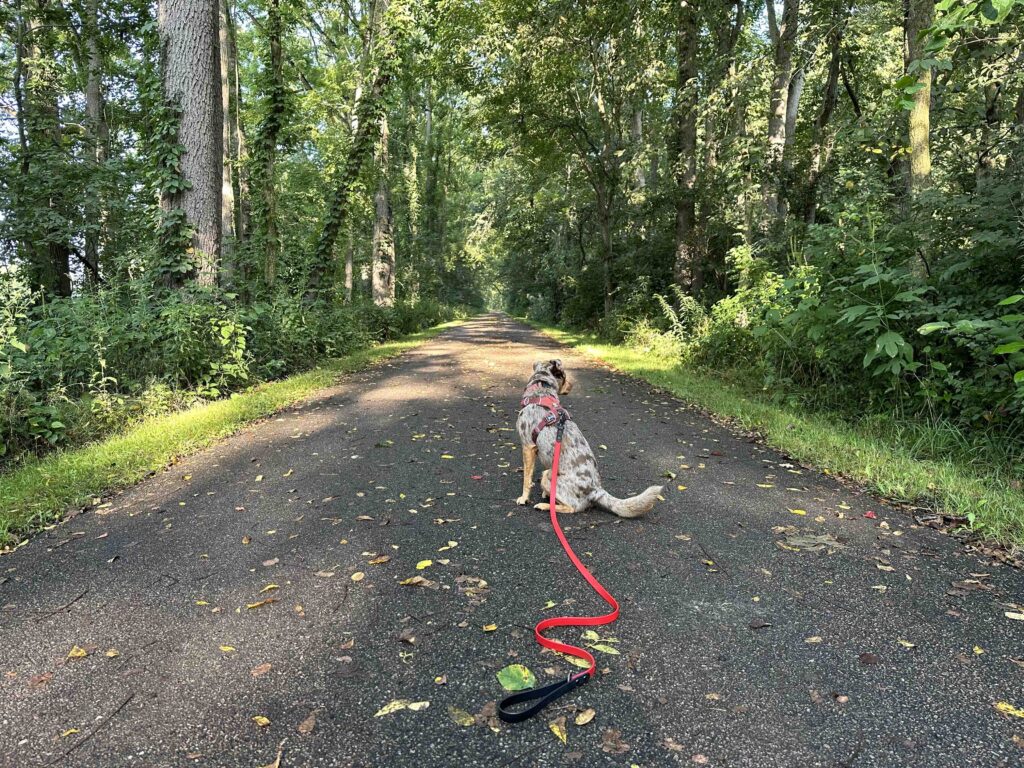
[497,673,589,723]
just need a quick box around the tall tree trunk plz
[82,0,107,286]
[597,180,614,321]
[631,108,646,189]
[307,0,397,300]
[158,0,223,286]
[344,225,354,303]
[905,0,933,197]
[224,0,249,243]
[372,113,396,306]
[258,0,285,287]
[805,32,842,224]
[674,0,700,294]
[219,0,236,274]
[763,0,799,225]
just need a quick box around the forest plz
[1,1,1022,526]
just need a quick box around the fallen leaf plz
[449,705,475,726]
[242,535,252,545]
[497,664,536,691]
[973,645,985,655]
[858,652,881,665]
[257,741,285,768]
[994,701,1024,719]
[600,728,630,755]
[864,511,877,519]
[575,708,596,726]
[748,618,771,630]
[219,645,236,653]
[105,648,120,658]
[416,559,433,570]
[61,728,80,738]
[434,675,448,685]
[1006,612,1024,622]
[588,643,620,655]
[482,623,498,632]
[369,555,391,565]
[262,558,279,567]
[67,645,90,660]
[246,598,278,610]
[251,663,272,677]
[351,572,365,582]
[252,715,271,727]
[897,639,916,649]
[399,575,438,589]
[805,636,823,644]
[260,584,280,593]
[407,701,430,712]
[549,715,568,744]
[255,475,264,483]
[375,699,410,717]
[692,755,709,765]
[788,508,807,516]
[315,570,335,578]
[297,710,316,735]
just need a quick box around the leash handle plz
[498,414,620,723]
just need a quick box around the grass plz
[533,323,1024,550]
[0,320,463,547]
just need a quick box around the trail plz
[1,313,1021,767]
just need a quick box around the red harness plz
[520,384,572,444]
[499,384,620,723]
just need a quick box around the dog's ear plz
[533,360,547,373]
[550,359,564,376]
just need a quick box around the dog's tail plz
[590,485,663,518]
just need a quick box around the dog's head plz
[532,359,573,395]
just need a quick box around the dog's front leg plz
[516,444,537,505]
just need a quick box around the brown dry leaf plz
[399,575,439,589]
[297,710,316,735]
[600,728,630,755]
[242,535,252,545]
[448,705,475,727]
[339,638,355,650]
[549,715,568,745]
[692,755,710,765]
[258,740,286,768]
[663,737,685,752]
[369,555,391,565]
[574,707,596,726]
[251,663,272,677]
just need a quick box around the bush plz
[0,275,462,468]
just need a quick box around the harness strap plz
[498,413,620,723]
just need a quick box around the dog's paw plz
[533,502,551,511]
[515,495,529,506]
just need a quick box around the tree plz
[157,0,223,286]
[905,0,934,196]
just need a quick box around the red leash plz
[498,413,620,722]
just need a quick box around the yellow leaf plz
[255,475,264,482]
[252,715,271,727]
[260,584,280,593]
[1005,611,1024,621]
[351,572,366,582]
[441,454,455,459]
[756,483,774,488]
[375,700,410,717]
[548,715,568,744]
[789,509,807,516]
[994,701,1024,719]
[448,706,475,727]
[482,623,498,632]
[105,648,120,658]
[61,728,80,738]
[897,639,916,649]
[246,598,278,610]
[805,636,823,644]
[574,707,596,726]
[676,485,687,491]
[543,600,557,610]
[195,600,210,606]
[67,645,89,660]
[407,701,430,712]
[973,645,985,655]
[416,560,433,570]
[219,645,236,653]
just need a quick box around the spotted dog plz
[515,360,663,517]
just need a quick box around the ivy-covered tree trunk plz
[224,0,249,244]
[219,0,236,270]
[905,0,933,197]
[83,0,107,286]
[763,0,799,225]
[157,0,223,287]
[372,113,396,307]
[673,0,700,294]
[256,0,285,288]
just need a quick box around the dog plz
[515,359,663,518]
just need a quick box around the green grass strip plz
[0,320,463,547]
[534,323,1024,549]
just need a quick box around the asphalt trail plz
[1,313,1022,768]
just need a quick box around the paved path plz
[1,314,1022,768]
